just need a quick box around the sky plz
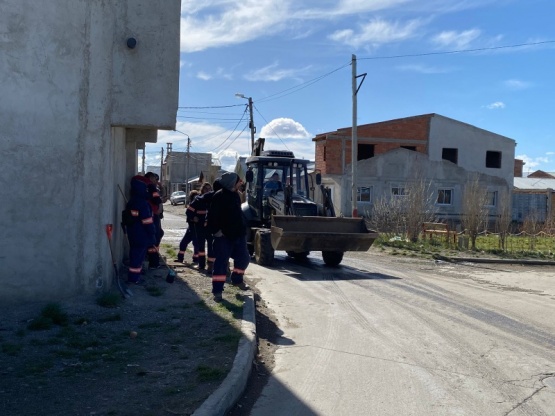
[144,0,555,176]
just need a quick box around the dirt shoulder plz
[0,256,247,416]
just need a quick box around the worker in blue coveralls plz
[206,172,250,302]
[124,175,156,284]
[177,189,200,263]
[144,172,164,269]
[186,182,212,271]
[187,179,222,273]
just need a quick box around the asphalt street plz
[162,209,555,415]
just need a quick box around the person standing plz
[124,176,156,284]
[177,189,200,263]
[206,172,250,302]
[145,172,163,269]
[188,179,222,273]
[186,182,212,271]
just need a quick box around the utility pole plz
[185,136,191,194]
[160,147,164,182]
[247,96,255,153]
[351,54,367,218]
[235,93,256,153]
[141,148,145,174]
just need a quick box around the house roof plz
[514,177,555,190]
[526,170,555,179]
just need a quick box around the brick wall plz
[314,114,432,174]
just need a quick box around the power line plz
[359,40,555,60]
[178,104,244,109]
[256,61,351,104]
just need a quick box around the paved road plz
[246,252,555,416]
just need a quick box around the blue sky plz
[144,0,555,175]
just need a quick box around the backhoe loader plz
[241,139,378,266]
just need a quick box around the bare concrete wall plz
[0,0,180,304]
[428,115,515,186]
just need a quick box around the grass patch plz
[96,292,122,308]
[196,365,225,382]
[161,244,177,258]
[146,286,165,297]
[27,303,69,331]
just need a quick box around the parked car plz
[170,191,187,205]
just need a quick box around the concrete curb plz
[433,254,555,266]
[192,291,257,416]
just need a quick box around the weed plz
[96,293,122,308]
[146,286,164,297]
[41,303,69,326]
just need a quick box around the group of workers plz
[123,171,250,303]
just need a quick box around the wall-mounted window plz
[485,191,497,207]
[442,148,458,164]
[486,151,502,168]
[401,146,416,151]
[358,144,375,161]
[323,146,326,161]
[436,188,453,205]
[357,186,372,203]
[391,185,406,197]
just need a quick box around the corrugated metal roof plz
[514,177,555,190]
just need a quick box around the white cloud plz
[259,118,312,140]
[244,63,313,82]
[516,154,550,170]
[180,0,291,52]
[196,71,212,80]
[196,68,233,81]
[328,18,424,49]
[486,101,505,110]
[432,28,481,49]
[504,79,532,90]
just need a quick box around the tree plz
[367,194,405,240]
[522,210,542,250]
[402,175,437,242]
[461,175,489,250]
[495,189,512,251]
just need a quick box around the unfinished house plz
[312,114,516,227]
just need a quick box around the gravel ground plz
[0,245,248,416]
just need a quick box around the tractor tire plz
[322,251,344,267]
[255,230,274,266]
[286,251,310,260]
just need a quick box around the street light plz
[235,93,255,152]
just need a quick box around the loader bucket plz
[270,215,379,252]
